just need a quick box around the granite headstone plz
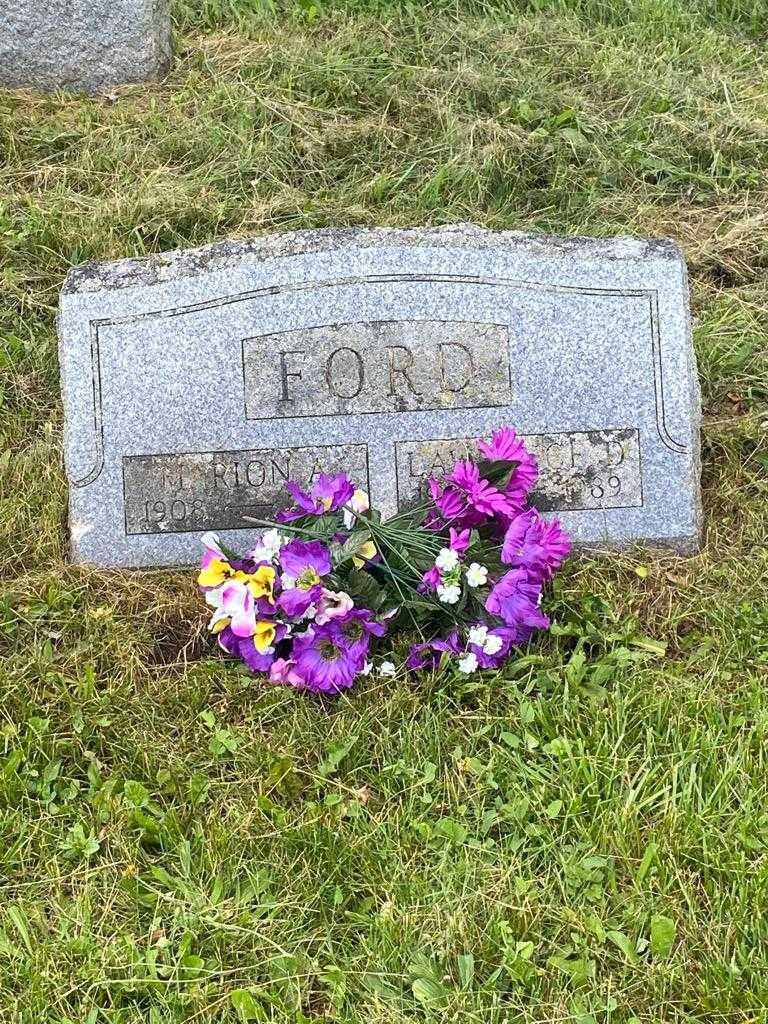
[0,0,171,93]
[58,225,702,567]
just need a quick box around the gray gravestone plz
[58,225,702,567]
[0,0,171,93]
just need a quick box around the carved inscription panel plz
[242,320,512,419]
[396,429,642,513]
[123,444,369,535]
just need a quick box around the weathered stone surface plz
[58,224,702,567]
[0,0,171,93]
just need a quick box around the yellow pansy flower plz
[253,620,276,654]
[197,557,234,588]
[353,541,377,568]
[241,564,276,602]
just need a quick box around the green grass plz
[1,1,768,1021]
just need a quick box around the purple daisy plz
[478,427,539,509]
[329,608,387,663]
[501,509,571,578]
[485,568,550,633]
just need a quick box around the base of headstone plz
[0,0,171,94]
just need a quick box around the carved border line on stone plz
[70,273,689,488]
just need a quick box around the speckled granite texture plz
[0,0,171,93]
[58,224,702,567]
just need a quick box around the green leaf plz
[434,817,467,844]
[457,952,474,988]
[180,954,206,978]
[230,989,264,1020]
[123,779,149,808]
[636,841,657,883]
[549,955,594,984]
[342,567,384,610]
[412,977,449,1008]
[545,799,563,818]
[318,737,357,778]
[606,930,639,964]
[650,914,676,958]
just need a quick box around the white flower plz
[343,489,370,528]
[435,547,460,572]
[248,528,285,563]
[201,531,225,557]
[458,652,479,674]
[360,660,373,676]
[483,634,504,656]
[465,562,488,588]
[378,660,396,677]
[437,583,461,605]
[468,624,489,647]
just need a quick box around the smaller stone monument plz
[0,0,171,93]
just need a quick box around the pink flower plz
[207,579,256,637]
[448,460,516,518]
[269,658,307,689]
[315,589,354,625]
[427,461,517,531]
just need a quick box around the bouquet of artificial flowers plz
[197,428,570,694]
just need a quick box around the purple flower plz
[292,626,361,693]
[449,527,471,555]
[218,624,285,673]
[278,585,321,618]
[478,428,539,508]
[406,631,462,671]
[277,539,331,616]
[485,569,550,633]
[279,539,332,581]
[501,509,571,578]
[427,477,469,525]
[329,608,387,662]
[418,565,442,594]
[279,473,355,522]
